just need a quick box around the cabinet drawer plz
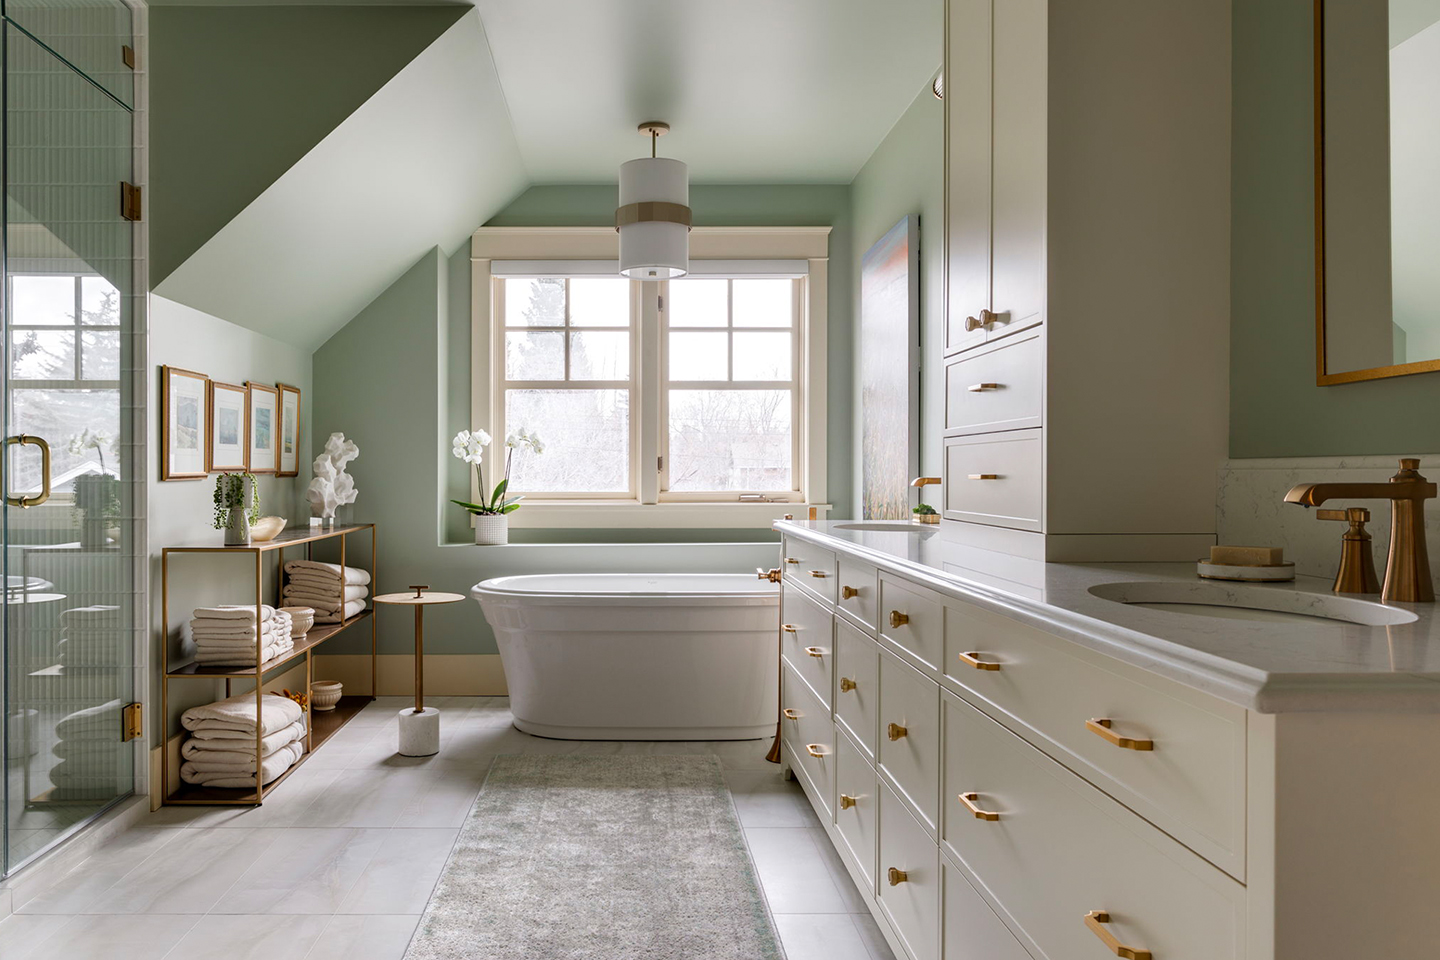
[941,692,1243,960]
[942,598,1246,878]
[944,331,1041,435]
[781,536,837,605]
[879,649,941,835]
[781,661,834,819]
[942,431,1042,531]
[943,858,1034,960]
[836,558,878,632]
[878,781,940,960]
[781,580,834,710]
[879,576,944,674]
[835,616,880,759]
[835,730,878,893]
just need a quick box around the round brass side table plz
[373,584,465,756]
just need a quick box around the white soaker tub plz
[471,573,779,740]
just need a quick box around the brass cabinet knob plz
[958,651,1001,671]
[782,708,800,721]
[839,677,857,693]
[839,793,858,810]
[964,314,985,332]
[1084,911,1152,960]
[809,570,828,579]
[889,610,909,629]
[804,743,826,758]
[887,866,909,886]
[887,722,908,741]
[804,646,826,659]
[1086,718,1154,752]
[958,791,1001,822]
[782,624,798,634]
[841,585,859,600]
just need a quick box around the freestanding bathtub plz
[471,573,779,740]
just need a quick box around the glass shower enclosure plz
[1,0,141,876]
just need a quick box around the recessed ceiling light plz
[932,72,943,100]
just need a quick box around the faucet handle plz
[1317,507,1370,524]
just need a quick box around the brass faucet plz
[911,477,941,488]
[1284,458,1437,602]
[1315,507,1381,594]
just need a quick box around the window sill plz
[499,501,832,530]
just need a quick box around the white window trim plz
[471,226,830,529]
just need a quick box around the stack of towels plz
[282,560,371,624]
[50,699,127,800]
[180,692,306,788]
[190,605,294,666]
[56,604,123,672]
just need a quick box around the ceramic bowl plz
[249,516,287,541]
[310,680,343,712]
[279,606,315,638]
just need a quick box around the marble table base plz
[398,707,440,757]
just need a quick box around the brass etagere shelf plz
[160,523,378,805]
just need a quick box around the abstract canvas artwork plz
[859,216,919,520]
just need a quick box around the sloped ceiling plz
[154,9,526,351]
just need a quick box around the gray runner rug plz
[404,754,784,960]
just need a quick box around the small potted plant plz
[68,430,120,550]
[450,428,544,545]
[913,503,940,525]
[213,472,259,545]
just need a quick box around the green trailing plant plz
[212,472,260,529]
[913,503,938,516]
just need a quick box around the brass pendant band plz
[614,200,693,231]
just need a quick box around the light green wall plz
[150,4,465,284]
[1231,0,1440,456]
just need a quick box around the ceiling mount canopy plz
[616,120,691,278]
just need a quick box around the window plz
[8,273,122,495]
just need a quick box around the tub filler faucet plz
[1284,458,1437,603]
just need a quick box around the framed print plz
[161,366,208,480]
[276,383,301,477]
[208,381,248,472]
[245,382,279,474]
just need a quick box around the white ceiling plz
[474,0,942,184]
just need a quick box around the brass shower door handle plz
[5,435,52,507]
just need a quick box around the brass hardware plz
[809,570,827,579]
[958,791,1000,821]
[968,474,999,481]
[783,708,800,720]
[1316,507,1381,594]
[615,200,693,231]
[887,722,908,741]
[804,743,826,758]
[967,382,1001,392]
[783,514,794,520]
[957,651,1001,671]
[758,566,783,583]
[1087,718,1154,751]
[839,793,858,809]
[122,44,136,69]
[887,866,908,886]
[1084,911,1151,960]
[784,557,800,564]
[120,181,142,221]
[804,646,825,659]
[910,477,941,487]
[409,584,428,599]
[841,585,859,600]
[782,624,798,633]
[840,677,857,692]
[121,702,143,742]
[5,435,52,507]
[962,308,1003,332]
[1284,459,1437,602]
[889,610,909,628]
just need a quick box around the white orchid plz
[505,428,545,454]
[449,426,543,523]
[451,429,491,465]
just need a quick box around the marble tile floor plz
[0,697,895,960]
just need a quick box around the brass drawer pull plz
[1086,718,1154,752]
[967,382,1001,392]
[782,708,800,721]
[784,557,800,564]
[887,722,908,741]
[809,570,828,579]
[1084,911,1151,960]
[804,646,826,659]
[888,610,909,628]
[958,651,1001,671]
[968,473,999,481]
[782,624,797,633]
[958,791,1000,821]
[839,793,858,810]
[804,743,826,758]
[839,677,857,692]
[887,866,908,886]
[841,585,859,600]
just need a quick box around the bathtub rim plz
[472,572,780,607]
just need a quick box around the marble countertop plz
[776,520,1440,713]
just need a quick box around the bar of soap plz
[1209,545,1284,566]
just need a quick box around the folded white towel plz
[193,641,292,665]
[188,713,307,741]
[191,627,259,641]
[283,560,372,586]
[181,691,303,737]
[283,582,368,602]
[181,719,306,762]
[192,604,275,622]
[281,595,350,614]
[58,605,122,626]
[52,738,119,760]
[55,700,125,741]
[180,741,304,787]
[314,599,367,624]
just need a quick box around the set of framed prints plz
[161,366,301,480]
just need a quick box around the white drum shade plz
[618,157,689,278]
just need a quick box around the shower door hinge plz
[121,702,143,741]
[657,456,664,472]
[122,45,136,70]
[120,182,142,221]
[657,295,664,311]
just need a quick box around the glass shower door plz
[3,17,137,873]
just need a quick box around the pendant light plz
[616,121,690,278]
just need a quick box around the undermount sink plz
[1088,580,1418,627]
[833,521,937,534]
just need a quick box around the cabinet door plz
[988,0,1046,343]
[944,0,993,357]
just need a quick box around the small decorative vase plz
[224,506,251,546]
[474,514,508,546]
[310,680,343,712]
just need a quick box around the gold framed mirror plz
[1314,0,1440,385]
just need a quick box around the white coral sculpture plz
[306,432,360,519]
